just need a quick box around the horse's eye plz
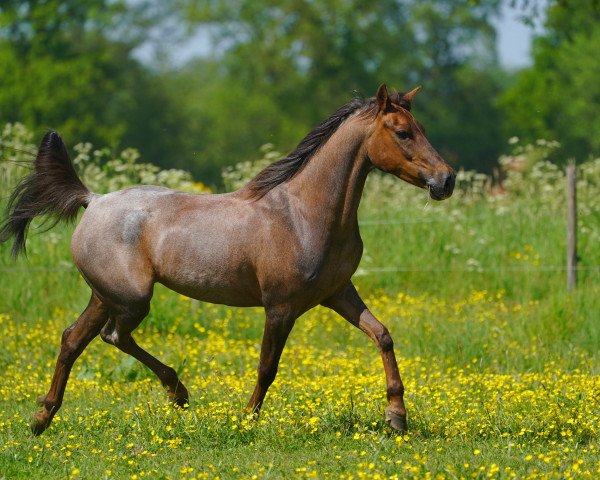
[395,130,410,140]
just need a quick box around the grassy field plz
[0,131,599,479]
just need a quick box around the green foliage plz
[4,0,600,186]
[163,61,304,184]
[0,0,192,180]
[500,1,600,161]
[1,1,134,143]
[0,122,210,195]
[221,143,281,192]
[167,0,505,182]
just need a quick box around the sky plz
[495,3,543,68]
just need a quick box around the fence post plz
[566,162,577,291]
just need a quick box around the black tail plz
[0,131,91,257]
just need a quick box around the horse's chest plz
[289,234,363,295]
[302,244,358,279]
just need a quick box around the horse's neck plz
[285,117,371,231]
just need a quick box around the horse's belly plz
[158,274,263,307]
[154,242,263,307]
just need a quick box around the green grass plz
[0,291,597,479]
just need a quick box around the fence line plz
[359,218,445,225]
[358,212,567,225]
[2,265,600,274]
[0,266,76,272]
[358,214,527,225]
[566,163,578,290]
[356,265,600,274]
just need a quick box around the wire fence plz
[1,220,598,273]
[355,265,600,274]
[359,218,445,225]
[0,266,77,272]
[1,264,599,274]
[0,196,597,276]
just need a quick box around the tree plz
[500,1,600,162]
[167,0,504,179]
[0,1,509,186]
[0,1,189,175]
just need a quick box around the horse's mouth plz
[428,185,446,201]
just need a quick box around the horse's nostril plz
[444,173,455,193]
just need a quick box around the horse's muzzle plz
[428,170,455,201]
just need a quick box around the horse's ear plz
[376,84,389,111]
[403,85,422,105]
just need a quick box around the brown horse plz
[0,84,455,435]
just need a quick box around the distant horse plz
[0,84,455,435]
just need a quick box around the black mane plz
[246,96,378,199]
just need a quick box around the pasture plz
[1,128,599,479]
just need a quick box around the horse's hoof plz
[168,391,189,408]
[172,397,189,409]
[30,411,51,436]
[385,408,407,432]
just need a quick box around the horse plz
[0,84,455,435]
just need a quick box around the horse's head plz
[366,84,455,200]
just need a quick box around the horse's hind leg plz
[32,292,109,435]
[100,304,189,407]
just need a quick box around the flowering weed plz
[0,291,597,479]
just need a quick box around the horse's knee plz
[58,328,83,364]
[61,324,76,344]
[376,327,394,352]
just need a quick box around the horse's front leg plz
[246,304,296,413]
[323,283,407,432]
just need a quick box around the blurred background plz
[2,0,598,187]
